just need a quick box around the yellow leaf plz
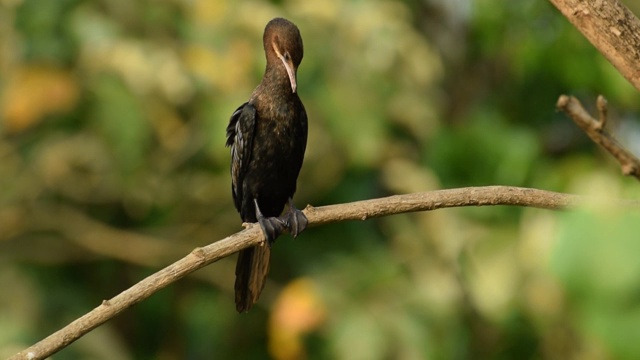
[1,66,79,133]
[269,278,326,360]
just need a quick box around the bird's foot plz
[257,216,286,247]
[253,198,285,247]
[283,200,308,238]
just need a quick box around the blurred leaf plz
[89,74,150,174]
[1,66,79,133]
[552,209,640,359]
[428,109,539,188]
[14,0,79,63]
[269,278,326,360]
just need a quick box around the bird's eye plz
[284,52,291,61]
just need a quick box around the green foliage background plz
[1,0,640,359]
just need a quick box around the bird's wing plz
[299,106,309,156]
[291,105,309,178]
[226,102,256,211]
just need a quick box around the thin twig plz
[13,185,638,360]
[556,95,640,180]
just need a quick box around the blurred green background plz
[2,0,640,359]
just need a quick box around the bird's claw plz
[284,208,307,238]
[257,216,286,247]
[283,199,307,238]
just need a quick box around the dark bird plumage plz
[225,18,308,312]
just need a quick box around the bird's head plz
[264,18,304,93]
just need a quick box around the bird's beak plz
[278,53,297,93]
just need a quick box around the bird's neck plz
[261,65,295,97]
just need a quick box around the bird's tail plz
[234,245,271,312]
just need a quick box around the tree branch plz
[557,95,640,180]
[13,186,640,360]
[548,0,640,92]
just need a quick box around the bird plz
[225,18,308,313]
